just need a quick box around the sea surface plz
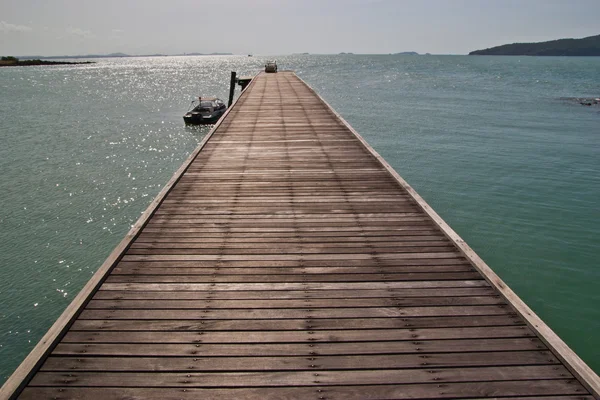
[0,55,599,383]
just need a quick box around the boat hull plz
[183,112,222,125]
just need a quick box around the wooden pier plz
[2,71,599,399]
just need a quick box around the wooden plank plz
[61,326,534,344]
[122,247,458,256]
[135,229,443,238]
[133,232,444,239]
[128,240,451,249]
[103,272,482,283]
[111,257,470,268]
[111,264,476,275]
[160,197,414,203]
[153,208,423,216]
[52,337,548,356]
[29,365,571,387]
[151,209,422,216]
[137,225,438,232]
[78,305,514,320]
[100,280,490,292]
[86,296,503,309]
[40,351,560,372]
[18,381,592,400]
[70,315,524,331]
[120,252,463,261]
[92,287,496,300]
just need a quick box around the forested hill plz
[469,34,600,56]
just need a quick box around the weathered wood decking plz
[2,71,599,399]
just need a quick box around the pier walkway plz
[2,71,598,399]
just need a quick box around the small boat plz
[265,60,278,73]
[183,97,227,125]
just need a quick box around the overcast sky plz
[1,0,599,56]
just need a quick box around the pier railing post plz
[228,71,237,107]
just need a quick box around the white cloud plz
[112,29,124,34]
[0,21,33,33]
[66,27,94,39]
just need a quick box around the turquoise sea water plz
[0,55,598,383]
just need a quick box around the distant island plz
[16,52,233,59]
[0,56,93,67]
[394,52,419,55]
[469,34,600,56]
[178,53,233,57]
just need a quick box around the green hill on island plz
[469,34,600,56]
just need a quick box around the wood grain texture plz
[40,351,559,372]
[4,71,597,399]
[17,382,593,400]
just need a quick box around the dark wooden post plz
[228,71,237,107]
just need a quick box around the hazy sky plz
[1,0,599,56]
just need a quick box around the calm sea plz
[0,55,598,383]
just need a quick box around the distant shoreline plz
[0,59,94,67]
[15,52,234,60]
